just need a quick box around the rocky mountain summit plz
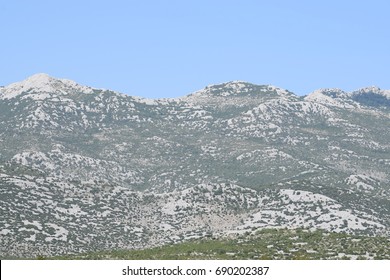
[0,74,389,257]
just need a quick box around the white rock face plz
[0,73,94,99]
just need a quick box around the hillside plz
[44,228,390,260]
[0,74,389,258]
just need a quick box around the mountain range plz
[0,74,389,258]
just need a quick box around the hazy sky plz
[1,0,389,98]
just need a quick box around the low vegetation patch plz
[49,228,390,260]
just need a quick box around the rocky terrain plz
[0,74,389,258]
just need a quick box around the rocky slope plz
[0,74,389,257]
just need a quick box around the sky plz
[1,0,390,98]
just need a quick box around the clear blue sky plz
[1,0,389,98]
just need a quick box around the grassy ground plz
[46,228,390,260]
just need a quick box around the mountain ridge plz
[2,74,389,102]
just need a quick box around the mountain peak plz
[304,88,354,108]
[351,86,390,97]
[16,73,57,91]
[304,86,390,108]
[0,73,94,99]
[25,72,52,82]
[185,81,293,100]
[348,86,390,107]
[355,85,381,92]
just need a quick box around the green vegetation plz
[49,228,390,260]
